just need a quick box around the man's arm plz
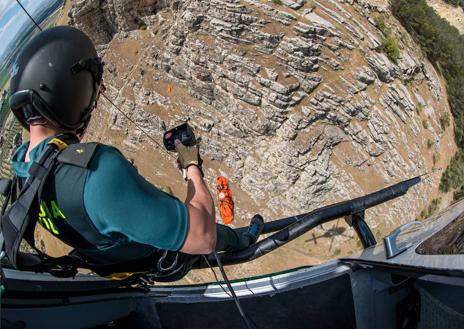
[179,165,216,254]
[84,146,189,252]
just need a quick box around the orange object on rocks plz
[217,176,234,225]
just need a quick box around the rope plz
[15,0,42,31]
[100,92,176,159]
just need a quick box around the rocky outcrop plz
[70,0,170,45]
[71,0,456,272]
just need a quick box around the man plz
[6,26,263,277]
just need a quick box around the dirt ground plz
[55,0,72,26]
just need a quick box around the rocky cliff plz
[69,0,456,279]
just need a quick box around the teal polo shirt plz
[11,137,189,254]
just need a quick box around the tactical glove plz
[175,141,204,177]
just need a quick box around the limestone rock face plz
[70,0,170,45]
[70,0,456,274]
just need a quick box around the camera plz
[163,123,197,151]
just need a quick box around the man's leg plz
[215,215,264,252]
[215,224,251,252]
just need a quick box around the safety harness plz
[0,135,194,284]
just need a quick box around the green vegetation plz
[374,16,400,62]
[133,17,147,30]
[427,139,433,149]
[332,248,341,257]
[422,119,429,129]
[378,36,401,63]
[0,71,11,91]
[374,16,391,36]
[433,152,440,166]
[453,185,464,200]
[0,94,10,129]
[439,149,464,192]
[416,103,424,114]
[440,112,451,130]
[418,197,442,220]
[272,0,282,4]
[391,0,464,200]
[0,120,22,179]
[0,94,22,210]
[444,0,463,8]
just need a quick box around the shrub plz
[433,152,440,166]
[418,197,442,220]
[374,16,391,36]
[440,149,464,192]
[454,185,464,200]
[378,35,400,63]
[440,112,451,130]
[416,103,424,114]
[422,119,429,129]
[374,15,400,62]
[272,0,282,5]
[427,139,433,149]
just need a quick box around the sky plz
[0,0,49,63]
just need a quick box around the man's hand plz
[175,140,203,178]
[175,141,200,168]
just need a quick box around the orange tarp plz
[217,176,234,225]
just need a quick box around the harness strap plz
[1,145,62,268]
[0,134,78,269]
[0,176,16,217]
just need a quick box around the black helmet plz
[9,26,103,130]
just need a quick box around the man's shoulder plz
[58,142,128,170]
[90,143,123,158]
[87,143,130,171]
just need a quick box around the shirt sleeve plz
[83,146,188,251]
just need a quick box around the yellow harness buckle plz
[108,271,148,281]
[48,138,69,151]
